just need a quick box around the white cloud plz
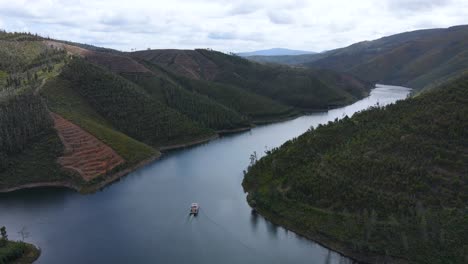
[0,0,466,52]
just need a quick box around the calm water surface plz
[0,85,410,264]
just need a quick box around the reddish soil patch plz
[51,113,125,181]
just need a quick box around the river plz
[0,84,411,264]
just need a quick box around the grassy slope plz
[59,58,214,147]
[41,77,158,165]
[0,240,41,264]
[243,74,468,263]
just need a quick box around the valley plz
[1,22,467,264]
[0,31,371,193]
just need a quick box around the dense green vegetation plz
[134,60,297,122]
[0,226,40,264]
[176,77,297,122]
[243,74,468,263]
[122,73,250,130]
[0,129,80,190]
[0,93,52,155]
[59,58,214,147]
[41,77,158,165]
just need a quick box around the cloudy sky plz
[0,0,467,52]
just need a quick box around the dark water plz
[0,85,410,264]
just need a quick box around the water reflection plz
[250,210,258,230]
[266,221,278,238]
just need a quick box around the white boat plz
[190,203,199,215]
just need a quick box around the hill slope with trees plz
[1,30,373,192]
[243,73,468,263]
[247,25,468,92]
[131,49,372,110]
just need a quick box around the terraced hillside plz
[243,73,468,263]
[52,113,124,181]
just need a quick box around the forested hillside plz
[0,93,73,189]
[58,59,214,147]
[0,32,78,189]
[130,61,297,122]
[243,74,468,263]
[132,49,372,110]
[122,72,250,130]
[0,30,373,192]
[248,25,468,91]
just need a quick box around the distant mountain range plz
[247,25,468,91]
[237,48,316,57]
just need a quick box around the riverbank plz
[0,88,374,194]
[0,133,218,193]
[251,112,302,125]
[242,82,467,263]
[216,126,252,135]
[247,201,408,264]
[0,154,162,194]
[159,134,220,151]
[0,241,41,264]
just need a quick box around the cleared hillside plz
[243,74,468,263]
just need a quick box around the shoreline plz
[0,90,374,194]
[252,113,301,125]
[217,126,252,134]
[0,181,78,193]
[250,204,408,264]
[0,155,162,194]
[79,154,162,193]
[0,134,218,193]
[159,134,220,151]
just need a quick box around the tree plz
[249,151,257,167]
[0,226,7,247]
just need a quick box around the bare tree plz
[18,226,30,241]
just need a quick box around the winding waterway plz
[0,84,411,264]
